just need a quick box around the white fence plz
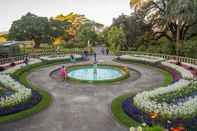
[119,51,197,65]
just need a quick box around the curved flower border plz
[40,54,82,61]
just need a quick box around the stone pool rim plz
[51,63,130,84]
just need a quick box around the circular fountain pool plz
[67,64,129,83]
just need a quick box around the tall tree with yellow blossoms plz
[54,12,88,40]
[0,33,7,43]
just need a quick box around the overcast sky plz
[0,0,131,31]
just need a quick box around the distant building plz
[0,32,8,43]
[0,41,34,57]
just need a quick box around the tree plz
[49,19,70,39]
[54,12,88,40]
[76,23,97,46]
[9,13,51,48]
[107,26,126,54]
[49,19,70,47]
[0,33,7,43]
[112,13,151,49]
[130,0,197,56]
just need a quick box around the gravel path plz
[0,55,164,131]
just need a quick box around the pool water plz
[68,67,123,81]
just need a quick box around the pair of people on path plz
[101,47,109,55]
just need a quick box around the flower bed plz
[133,80,197,119]
[0,91,41,116]
[0,54,84,122]
[161,62,194,79]
[168,60,197,78]
[40,54,82,61]
[0,74,32,108]
[115,55,197,130]
[2,58,42,74]
[123,95,197,130]
[158,65,181,82]
[0,58,44,117]
[118,55,164,64]
[125,81,197,130]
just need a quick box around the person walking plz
[106,48,109,55]
[59,66,67,80]
[93,52,97,63]
[24,56,29,65]
[70,54,76,63]
[101,47,105,55]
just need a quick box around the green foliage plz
[76,23,98,46]
[112,14,150,49]
[9,13,51,48]
[49,19,70,40]
[63,41,87,48]
[182,39,197,58]
[128,0,197,58]
[107,26,126,54]
[136,36,176,55]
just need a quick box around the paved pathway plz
[0,55,164,131]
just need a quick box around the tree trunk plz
[176,25,182,64]
[33,39,40,48]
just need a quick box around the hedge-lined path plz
[0,55,164,131]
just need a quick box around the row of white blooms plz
[133,79,197,119]
[161,62,194,79]
[40,54,82,61]
[119,55,195,79]
[3,58,42,74]
[0,74,32,107]
[118,55,164,64]
[168,59,197,70]
[0,58,42,107]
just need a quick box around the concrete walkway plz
[0,55,164,131]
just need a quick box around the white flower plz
[0,74,32,108]
[161,62,194,79]
[118,55,164,64]
[40,54,82,61]
[133,79,197,119]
